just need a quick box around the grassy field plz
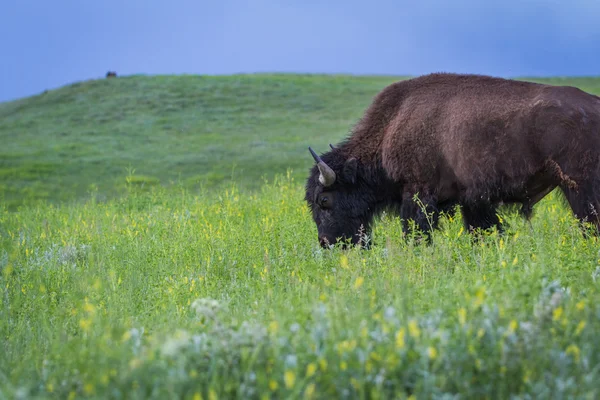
[1,180,600,398]
[2,74,600,398]
[0,74,405,210]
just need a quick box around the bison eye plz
[319,195,331,208]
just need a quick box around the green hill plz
[2,74,600,209]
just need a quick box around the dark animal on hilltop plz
[106,71,117,78]
[305,72,600,248]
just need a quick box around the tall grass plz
[1,174,599,398]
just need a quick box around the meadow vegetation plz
[2,75,600,398]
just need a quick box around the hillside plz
[2,74,600,209]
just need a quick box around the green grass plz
[0,74,406,210]
[2,74,600,398]
[1,177,599,399]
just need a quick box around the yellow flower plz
[79,318,92,332]
[353,276,364,290]
[427,346,438,360]
[269,380,278,391]
[507,320,518,335]
[395,327,406,349]
[304,383,316,398]
[193,392,203,400]
[84,383,95,395]
[340,361,348,370]
[512,256,518,265]
[458,308,467,326]
[408,320,421,339]
[575,320,586,336]
[473,287,486,308]
[566,344,581,363]
[319,358,328,371]
[121,330,132,342]
[576,300,586,311]
[268,321,279,335]
[340,255,349,269]
[552,307,563,322]
[306,363,317,378]
[284,370,296,388]
[208,389,217,400]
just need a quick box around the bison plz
[106,71,117,78]
[305,73,600,248]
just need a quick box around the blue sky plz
[2,0,600,102]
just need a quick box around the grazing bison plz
[305,73,600,248]
[106,71,117,78]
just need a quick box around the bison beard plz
[305,72,600,248]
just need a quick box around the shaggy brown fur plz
[305,73,600,247]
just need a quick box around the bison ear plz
[343,158,358,184]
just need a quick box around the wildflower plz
[566,344,581,363]
[268,321,279,335]
[427,346,438,360]
[473,287,486,308]
[209,389,218,400]
[306,363,317,378]
[193,393,203,400]
[395,327,406,349]
[354,276,364,290]
[161,330,191,357]
[408,320,421,339]
[284,370,296,388]
[552,306,563,322]
[269,380,278,391]
[340,361,348,370]
[575,320,586,336]
[340,255,349,269]
[84,383,94,395]
[576,300,586,311]
[121,330,132,342]
[458,308,467,326]
[319,358,328,371]
[304,383,316,398]
[79,318,92,332]
[360,325,369,339]
[507,320,518,335]
[512,256,518,266]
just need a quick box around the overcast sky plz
[1,0,600,102]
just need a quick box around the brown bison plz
[305,73,600,248]
[106,71,117,78]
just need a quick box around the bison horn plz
[308,147,336,186]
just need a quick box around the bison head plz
[305,146,379,248]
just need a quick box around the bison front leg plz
[561,182,600,235]
[400,191,440,242]
[461,203,503,234]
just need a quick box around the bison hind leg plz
[461,203,503,234]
